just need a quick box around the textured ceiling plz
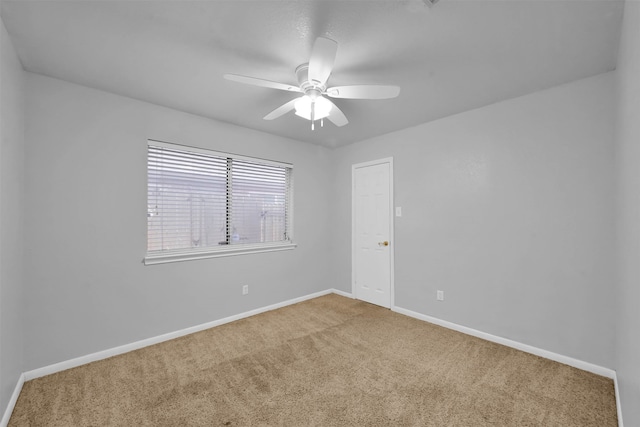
[1,0,624,147]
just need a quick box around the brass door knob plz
[378,241,389,247]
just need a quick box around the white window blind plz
[146,141,293,263]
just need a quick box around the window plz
[144,140,295,264]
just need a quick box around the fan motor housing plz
[295,63,326,96]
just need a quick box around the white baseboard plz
[614,372,624,427]
[392,305,616,379]
[332,289,353,298]
[24,289,339,381]
[1,373,25,427]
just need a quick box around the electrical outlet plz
[395,207,402,217]
[437,290,444,301]
[242,285,249,295]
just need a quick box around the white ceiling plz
[1,0,624,147]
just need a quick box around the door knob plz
[378,241,389,247]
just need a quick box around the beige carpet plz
[10,294,617,426]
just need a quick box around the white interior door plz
[352,159,393,308]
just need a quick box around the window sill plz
[143,242,297,265]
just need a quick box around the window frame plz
[144,140,296,265]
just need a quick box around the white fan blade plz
[326,85,400,100]
[308,37,337,86]
[264,98,299,120]
[224,74,300,93]
[326,99,348,127]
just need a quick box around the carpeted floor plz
[9,294,617,426]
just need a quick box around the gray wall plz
[614,2,640,425]
[23,73,333,370]
[332,73,616,368]
[0,16,25,415]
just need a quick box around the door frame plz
[351,157,395,308]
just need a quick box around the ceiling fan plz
[224,37,400,130]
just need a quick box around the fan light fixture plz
[294,96,332,121]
